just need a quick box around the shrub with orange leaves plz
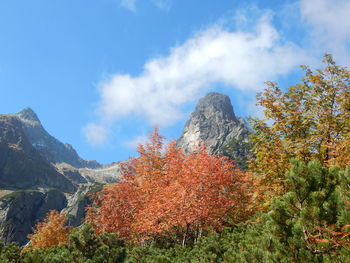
[250,54,350,206]
[86,128,251,244]
[28,210,71,249]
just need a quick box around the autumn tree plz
[28,210,71,249]
[87,129,250,244]
[250,54,350,203]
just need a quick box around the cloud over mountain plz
[84,13,306,145]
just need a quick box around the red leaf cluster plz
[87,129,250,242]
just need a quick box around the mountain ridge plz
[14,107,101,169]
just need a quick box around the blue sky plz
[1,0,350,164]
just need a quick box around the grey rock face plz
[55,163,88,185]
[63,184,94,227]
[0,189,67,245]
[177,92,250,156]
[17,108,40,122]
[0,115,76,192]
[17,107,101,169]
[79,163,120,184]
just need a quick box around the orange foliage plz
[28,210,71,249]
[310,201,350,252]
[250,54,350,206]
[308,223,350,253]
[86,128,251,243]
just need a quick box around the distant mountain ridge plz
[16,107,100,169]
[0,115,75,192]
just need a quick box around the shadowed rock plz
[0,189,67,245]
[0,115,75,192]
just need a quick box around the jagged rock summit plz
[177,92,250,158]
[0,114,75,192]
[15,107,100,169]
[18,107,41,123]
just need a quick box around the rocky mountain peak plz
[194,92,237,122]
[3,108,101,169]
[17,107,41,124]
[177,92,250,160]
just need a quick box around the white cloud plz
[120,0,136,12]
[85,13,307,145]
[300,0,350,41]
[83,123,110,146]
[300,0,350,64]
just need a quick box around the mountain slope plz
[0,115,75,192]
[0,189,67,245]
[16,108,100,169]
[0,108,119,245]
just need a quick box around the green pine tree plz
[266,159,350,262]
